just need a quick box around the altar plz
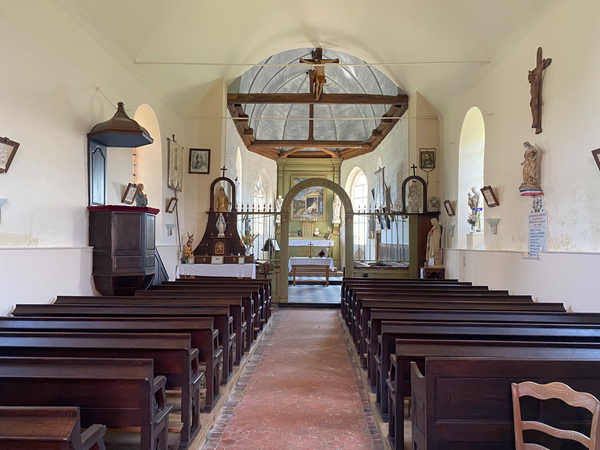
[288,257,335,287]
[177,263,256,279]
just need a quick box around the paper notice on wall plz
[528,196,547,259]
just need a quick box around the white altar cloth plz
[288,257,334,272]
[177,263,256,279]
[290,240,334,247]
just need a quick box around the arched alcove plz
[458,106,485,248]
[279,178,354,303]
[133,104,163,242]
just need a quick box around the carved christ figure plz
[529,47,552,134]
[520,141,540,191]
[299,48,339,101]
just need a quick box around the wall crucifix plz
[299,48,339,101]
[528,47,552,134]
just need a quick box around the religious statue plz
[299,48,339,101]
[313,227,320,237]
[393,198,403,213]
[428,196,440,212]
[332,195,341,224]
[216,213,226,237]
[275,194,283,223]
[407,180,420,213]
[520,141,541,192]
[215,186,230,212]
[426,218,443,267]
[135,183,148,207]
[528,47,552,134]
[468,187,480,211]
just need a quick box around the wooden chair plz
[512,381,600,449]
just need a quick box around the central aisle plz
[202,309,383,450]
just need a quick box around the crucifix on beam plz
[300,48,339,101]
[528,47,552,134]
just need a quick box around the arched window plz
[351,171,368,246]
[458,106,485,247]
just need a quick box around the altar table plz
[290,240,335,247]
[177,263,256,279]
[288,257,334,287]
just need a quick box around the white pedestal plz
[466,232,484,250]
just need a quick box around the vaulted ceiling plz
[53,0,563,119]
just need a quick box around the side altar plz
[193,174,253,264]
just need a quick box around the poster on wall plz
[527,196,547,259]
[291,176,325,220]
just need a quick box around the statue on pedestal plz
[407,180,420,213]
[215,187,230,212]
[216,213,226,237]
[520,141,541,192]
[426,218,443,267]
[135,183,148,207]
[276,195,283,223]
[332,195,341,224]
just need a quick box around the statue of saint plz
[135,183,148,207]
[215,186,230,212]
[426,218,443,267]
[407,180,420,213]
[276,195,283,223]
[332,195,341,224]
[216,213,226,237]
[470,187,480,211]
[520,141,540,191]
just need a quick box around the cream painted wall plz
[0,1,185,310]
[439,1,600,308]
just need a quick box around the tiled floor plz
[288,282,342,304]
[202,310,383,450]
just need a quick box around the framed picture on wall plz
[0,137,20,174]
[443,200,455,216]
[189,148,210,174]
[480,186,500,207]
[302,222,313,237]
[166,197,178,213]
[291,175,326,221]
[592,148,600,172]
[122,183,138,204]
[419,149,436,170]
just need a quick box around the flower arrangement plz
[467,207,483,228]
[181,232,194,264]
[240,233,257,248]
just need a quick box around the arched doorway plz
[279,178,354,303]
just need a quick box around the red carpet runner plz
[202,309,383,450]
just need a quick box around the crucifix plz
[411,164,417,176]
[299,48,339,101]
[220,166,227,177]
[528,47,552,134]
[308,242,313,259]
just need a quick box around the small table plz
[177,263,256,279]
[420,267,445,280]
[289,257,335,287]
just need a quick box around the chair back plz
[512,381,600,449]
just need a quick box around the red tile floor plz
[202,309,383,450]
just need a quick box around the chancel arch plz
[458,106,485,248]
[278,178,353,302]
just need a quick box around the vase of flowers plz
[467,207,483,232]
[181,232,194,264]
[240,233,257,256]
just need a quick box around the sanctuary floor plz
[288,283,342,304]
[201,309,384,450]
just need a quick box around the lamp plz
[165,223,176,236]
[88,102,153,148]
[0,198,6,223]
[485,218,501,234]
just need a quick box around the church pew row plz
[0,406,107,450]
[55,296,238,372]
[147,284,264,335]
[388,340,600,450]
[0,357,171,450]
[5,311,222,412]
[0,332,202,448]
[350,291,540,363]
[376,322,600,421]
[368,309,600,390]
[411,357,600,450]
[138,289,256,350]
[169,278,272,323]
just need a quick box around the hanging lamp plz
[88,102,153,147]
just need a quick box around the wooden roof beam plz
[250,139,370,149]
[228,93,408,105]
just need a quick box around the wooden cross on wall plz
[528,47,552,134]
[221,166,227,177]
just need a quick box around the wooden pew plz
[147,284,264,334]
[388,340,600,450]
[412,357,600,449]
[376,322,600,421]
[6,311,222,412]
[0,332,202,448]
[0,357,171,450]
[0,406,107,450]
[138,289,257,348]
[55,296,238,373]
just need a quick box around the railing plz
[236,205,279,264]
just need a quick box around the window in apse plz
[352,171,368,246]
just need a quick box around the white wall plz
[0,1,185,310]
[439,0,600,309]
